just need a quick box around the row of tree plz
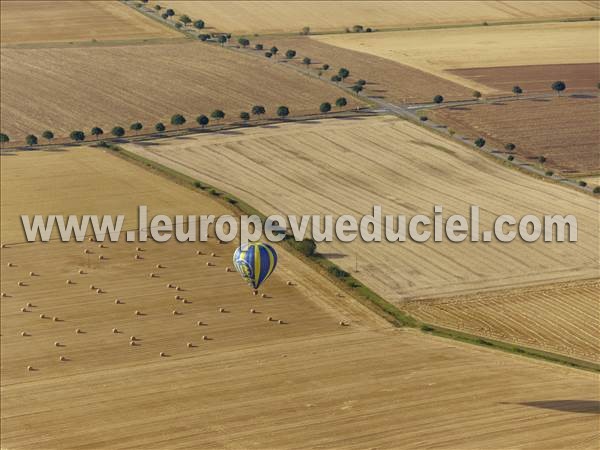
[0,99,349,147]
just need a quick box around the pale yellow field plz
[148,1,599,34]
[313,22,600,93]
[124,116,600,302]
[580,175,600,186]
[404,279,600,363]
[2,148,599,449]
[0,1,180,45]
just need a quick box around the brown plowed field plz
[0,41,361,143]
[147,1,599,34]
[403,279,600,363]
[449,63,600,95]
[0,1,180,45]
[256,36,472,103]
[430,96,600,174]
[3,148,599,449]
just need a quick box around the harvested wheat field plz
[2,149,599,448]
[124,115,600,302]
[430,96,600,174]
[256,36,472,103]
[147,1,599,34]
[0,0,180,46]
[403,279,600,363]
[449,63,600,95]
[313,21,600,93]
[0,41,360,143]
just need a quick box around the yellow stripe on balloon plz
[253,243,261,287]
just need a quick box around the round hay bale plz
[261,293,267,298]
[0,243,5,248]
[134,310,141,316]
[7,262,13,267]
[89,284,95,290]
[267,316,273,321]
[172,310,178,315]
[112,328,118,333]
[20,307,27,312]
[149,272,156,278]
[206,262,213,267]
[136,247,142,252]
[83,249,90,254]
[218,307,225,313]
[182,299,188,304]
[88,236,94,242]
[202,335,208,340]
[196,250,202,255]
[1,292,6,297]
[29,271,35,277]
[250,308,256,313]
[134,254,141,260]
[21,331,28,336]
[175,295,181,300]
[210,252,216,257]
[196,321,203,326]
[339,321,346,326]
[96,288,102,294]
[52,316,58,322]
[278,320,284,324]
[26,302,32,307]
[17,281,24,286]
[130,336,136,341]
[54,342,60,347]
[40,313,46,319]
[75,328,81,334]
[166,283,173,288]
[27,365,33,371]
[225,267,232,273]
[286,281,293,286]
[59,356,66,362]
[98,255,104,260]
[66,279,72,285]
[187,342,193,348]
[98,244,103,248]
[155,264,163,269]
[78,269,84,274]
[252,290,258,296]
[175,286,182,291]
[114,299,121,304]
[130,341,136,346]
[159,352,165,357]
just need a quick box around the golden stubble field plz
[0,0,181,45]
[2,148,599,449]
[124,116,600,356]
[0,41,361,143]
[147,0,599,34]
[313,21,600,93]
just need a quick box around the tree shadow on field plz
[512,400,600,415]
[570,94,597,99]
[319,252,347,259]
[448,106,471,111]
[135,141,164,147]
[529,98,551,102]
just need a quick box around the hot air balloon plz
[233,243,277,291]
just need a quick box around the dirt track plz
[2,148,599,449]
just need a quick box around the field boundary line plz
[103,143,600,373]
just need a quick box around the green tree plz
[238,37,250,48]
[171,114,186,127]
[165,8,175,17]
[551,81,566,96]
[356,79,366,86]
[270,46,278,57]
[154,5,162,11]
[302,56,311,68]
[130,122,143,135]
[322,63,329,71]
[578,180,587,187]
[161,12,169,19]
[175,22,183,29]
[42,130,54,143]
[193,19,205,29]
[90,127,103,140]
[111,126,125,138]
[512,86,523,95]
[276,106,290,120]
[331,74,341,83]
[301,26,310,35]
[180,14,192,26]
[593,186,600,194]
[196,115,209,128]
[198,33,210,41]
[338,67,350,81]
[240,111,250,122]
[319,102,331,113]
[504,143,516,151]
[538,155,546,163]
[351,84,363,94]
[255,43,263,50]
[155,122,166,132]
[0,133,9,148]
[433,95,444,104]
[335,97,347,108]
[211,110,225,121]
[264,51,272,58]
[473,90,482,100]
[26,134,38,146]
[285,49,296,59]
[251,105,266,117]
[218,35,228,46]
[70,131,85,142]
[474,137,486,148]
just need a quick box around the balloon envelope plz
[233,243,278,290]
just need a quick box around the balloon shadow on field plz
[512,400,600,414]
